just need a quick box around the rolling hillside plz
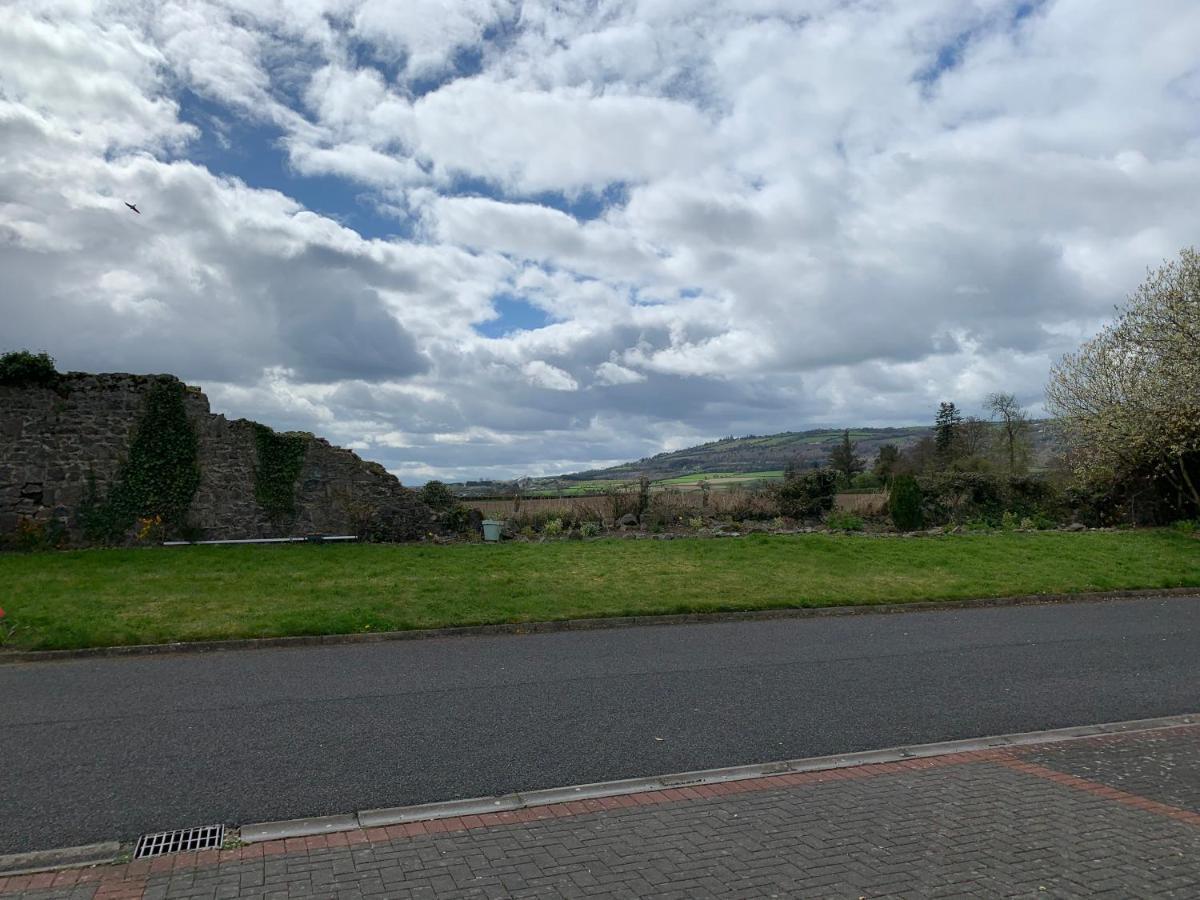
[451,423,1062,497]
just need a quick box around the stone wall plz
[0,372,433,543]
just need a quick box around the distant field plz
[656,471,784,486]
[1,531,1196,651]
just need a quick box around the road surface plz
[2,594,1198,854]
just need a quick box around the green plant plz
[0,607,17,645]
[0,350,58,387]
[889,475,924,530]
[687,516,704,529]
[825,511,864,532]
[1001,511,1019,531]
[439,504,473,534]
[1172,519,1199,533]
[419,480,457,511]
[10,517,67,551]
[253,424,308,523]
[80,380,201,542]
[542,517,563,536]
[775,468,838,518]
[580,521,600,537]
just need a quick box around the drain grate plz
[133,824,225,859]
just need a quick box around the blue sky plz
[3,0,1198,482]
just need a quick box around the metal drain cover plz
[133,824,225,859]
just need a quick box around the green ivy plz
[253,424,308,522]
[81,379,201,542]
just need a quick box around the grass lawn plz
[1,530,1197,651]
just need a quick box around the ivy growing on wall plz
[253,424,308,522]
[80,379,201,542]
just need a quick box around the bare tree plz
[958,416,992,461]
[986,392,1030,474]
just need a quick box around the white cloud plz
[594,361,646,386]
[3,0,1200,480]
[522,360,579,391]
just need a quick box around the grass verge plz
[1,530,1197,651]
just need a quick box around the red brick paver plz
[7,724,1200,898]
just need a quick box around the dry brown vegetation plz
[466,489,889,527]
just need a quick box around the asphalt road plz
[3,595,1199,854]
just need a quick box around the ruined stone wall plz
[0,372,433,543]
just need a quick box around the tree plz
[828,430,864,484]
[934,402,961,462]
[957,416,992,464]
[987,392,1031,474]
[874,444,900,480]
[889,475,924,530]
[1047,247,1200,515]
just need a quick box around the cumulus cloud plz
[3,0,1200,481]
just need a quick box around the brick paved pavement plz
[4,724,1199,899]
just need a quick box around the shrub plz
[687,516,704,529]
[580,521,600,537]
[1172,519,1199,533]
[440,504,473,534]
[418,480,457,512]
[889,475,924,530]
[0,350,58,387]
[915,472,1066,527]
[719,488,780,520]
[825,511,864,532]
[8,517,68,551]
[775,468,838,519]
[542,517,563,536]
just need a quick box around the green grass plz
[1,531,1196,651]
[656,471,785,485]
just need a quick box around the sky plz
[3,0,1199,484]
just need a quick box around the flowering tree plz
[1047,248,1200,516]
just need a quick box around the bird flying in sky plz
[125,202,140,214]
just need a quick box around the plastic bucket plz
[481,519,503,542]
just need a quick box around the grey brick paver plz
[9,726,1200,898]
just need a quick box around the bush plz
[825,511,864,532]
[418,480,457,512]
[440,504,473,534]
[542,517,563,536]
[916,472,1067,527]
[580,521,600,537]
[6,517,68,551]
[889,475,924,530]
[1172,519,1199,533]
[0,350,58,387]
[774,468,838,519]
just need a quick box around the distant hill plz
[452,423,1062,497]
